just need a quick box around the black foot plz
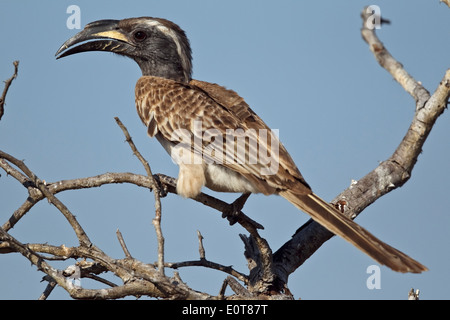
[222,193,251,225]
[152,174,170,198]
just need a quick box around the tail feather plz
[280,190,427,273]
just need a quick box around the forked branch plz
[272,9,450,286]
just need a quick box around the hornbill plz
[56,17,427,273]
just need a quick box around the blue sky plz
[0,1,449,300]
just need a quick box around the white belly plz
[155,133,260,195]
[204,163,260,194]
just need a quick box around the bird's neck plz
[136,57,191,83]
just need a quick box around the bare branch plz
[0,167,262,235]
[115,117,165,276]
[38,276,57,300]
[0,228,214,299]
[166,229,247,283]
[219,276,251,298]
[166,259,248,283]
[116,229,133,259]
[84,274,118,288]
[0,61,19,121]
[197,230,206,259]
[1,147,270,294]
[273,9,450,285]
[360,8,430,109]
[152,209,165,275]
[115,117,154,181]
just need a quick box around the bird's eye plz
[133,31,148,42]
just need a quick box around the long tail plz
[279,190,427,273]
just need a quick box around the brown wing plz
[135,76,311,195]
[191,79,312,193]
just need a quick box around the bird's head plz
[56,17,192,83]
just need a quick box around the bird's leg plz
[152,174,171,198]
[222,193,251,225]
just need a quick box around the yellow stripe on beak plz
[92,30,129,43]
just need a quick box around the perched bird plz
[56,17,427,273]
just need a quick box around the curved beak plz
[55,19,132,59]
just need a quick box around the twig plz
[360,8,430,109]
[152,208,165,275]
[83,274,118,288]
[116,229,132,259]
[114,117,165,276]
[197,230,206,259]
[219,276,251,299]
[166,229,248,283]
[166,260,247,283]
[114,117,153,179]
[0,158,38,231]
[38,276,57,300]
[0,61,19,121]
[218,278,228,299]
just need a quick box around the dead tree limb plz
[0,60,19,121]
[272,9,450,288]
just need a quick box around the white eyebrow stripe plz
[144,19,189,80]
[145,20,182,58]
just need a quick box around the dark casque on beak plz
[55,19,131,59]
